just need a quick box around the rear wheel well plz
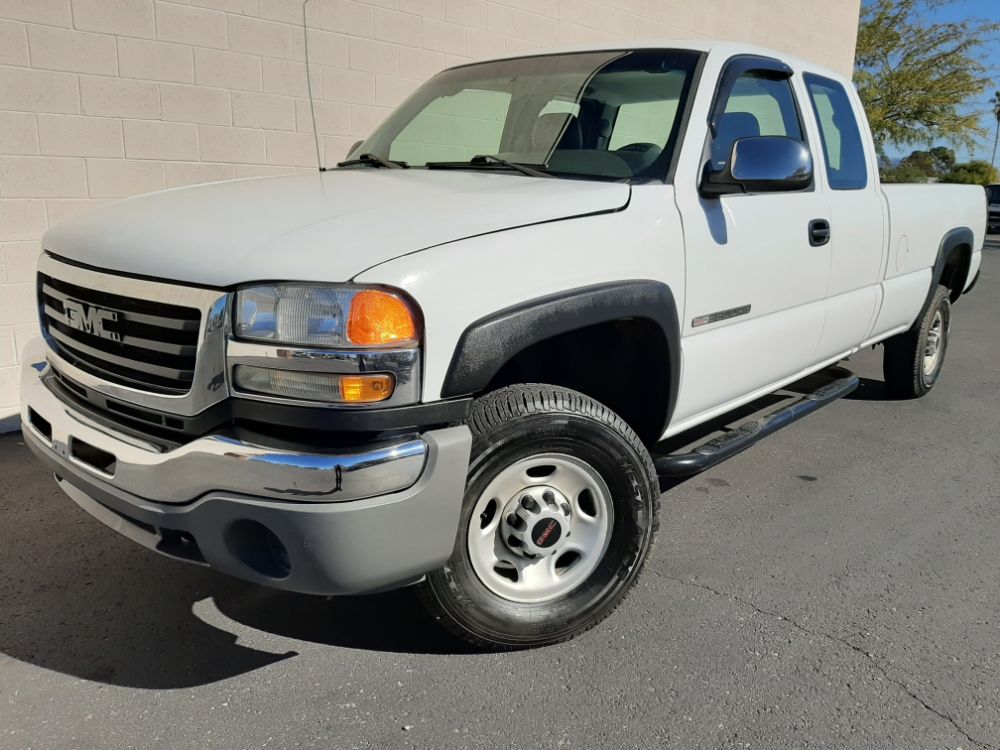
[939,243,972,302]
[483,319,670,446]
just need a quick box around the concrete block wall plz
[0,0,861,418]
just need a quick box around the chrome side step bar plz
[654,368,860,478]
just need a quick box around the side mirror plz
[346,139,364,159]
[701,136,813,196]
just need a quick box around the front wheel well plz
[482,318,671,446]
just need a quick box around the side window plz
[609,99,680,150]
[804,74,869,190]
[712,72,803,168]
[388,89,511,164]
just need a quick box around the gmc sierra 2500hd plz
[21,42,984,649]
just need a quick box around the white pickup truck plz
[20,41,985,649]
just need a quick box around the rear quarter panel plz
[870,184,985,337]
[881,184,985,281]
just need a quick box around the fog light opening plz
[70,437,117,476]
[28,408,52,443]
[224,519,291,580]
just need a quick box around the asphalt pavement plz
[1,247,998,750]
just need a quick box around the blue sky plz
[873,0,1000,162]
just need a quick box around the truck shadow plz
[842,376,892,401]
[213,584,479,656]
[0,540,475,691]
[0,439,475,692]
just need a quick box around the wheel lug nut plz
[543,490,555,505]
[520,495,539,512]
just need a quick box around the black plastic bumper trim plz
[44,369,471,446]
[229,397,472,433]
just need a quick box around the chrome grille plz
[39,272,201,394]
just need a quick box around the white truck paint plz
[20,41,986,647]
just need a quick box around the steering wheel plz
[614,142,662,172]
[615,142,661,155]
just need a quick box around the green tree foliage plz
[881,146,997,184]
[882,147,956,182]
[855,0,999,151]
[940,160,999,185]
[927,145,957,174]
[882,160,935,183]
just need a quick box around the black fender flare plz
[440,280,681,431]
[929,227,974,304]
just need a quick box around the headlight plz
[234,285,419,348]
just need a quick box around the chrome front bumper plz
[21,339,426,504]
[20,338,473,595]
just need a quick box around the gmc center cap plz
[532,518,563,548]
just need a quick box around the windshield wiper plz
[336,153,407,169]
[426,154,553,178]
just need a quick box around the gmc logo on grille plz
[64,299,121,343]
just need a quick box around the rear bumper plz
[20,338,472,595]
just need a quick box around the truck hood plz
[43,170,630,287]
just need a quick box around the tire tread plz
[883,285,950,399]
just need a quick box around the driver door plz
[670,57,832,426]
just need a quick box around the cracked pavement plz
[1,246,999,749]
[665,576,992,750]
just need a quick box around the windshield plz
[987,185,1000,204]
[346,49,701,182]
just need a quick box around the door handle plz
[809,219,831,247]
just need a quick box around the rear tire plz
[417,384,659,650]
[883,284,951,399]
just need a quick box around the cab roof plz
[447,39,849,87]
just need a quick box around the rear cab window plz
[803,73,869,190]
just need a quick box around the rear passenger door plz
[803,73,887,357]
[672,56,832,427]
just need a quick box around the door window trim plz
[702,54,815,195]
[802,72,870,191]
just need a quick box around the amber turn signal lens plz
[347,290,418,347]
[234,366,395,403]
[339,374,394,403]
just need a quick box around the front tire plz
[883,284,951,398]
[417,384,659,649]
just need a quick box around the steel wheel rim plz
[923,309,945,376]
[467,453,614,604]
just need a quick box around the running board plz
[653,369,860,478]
